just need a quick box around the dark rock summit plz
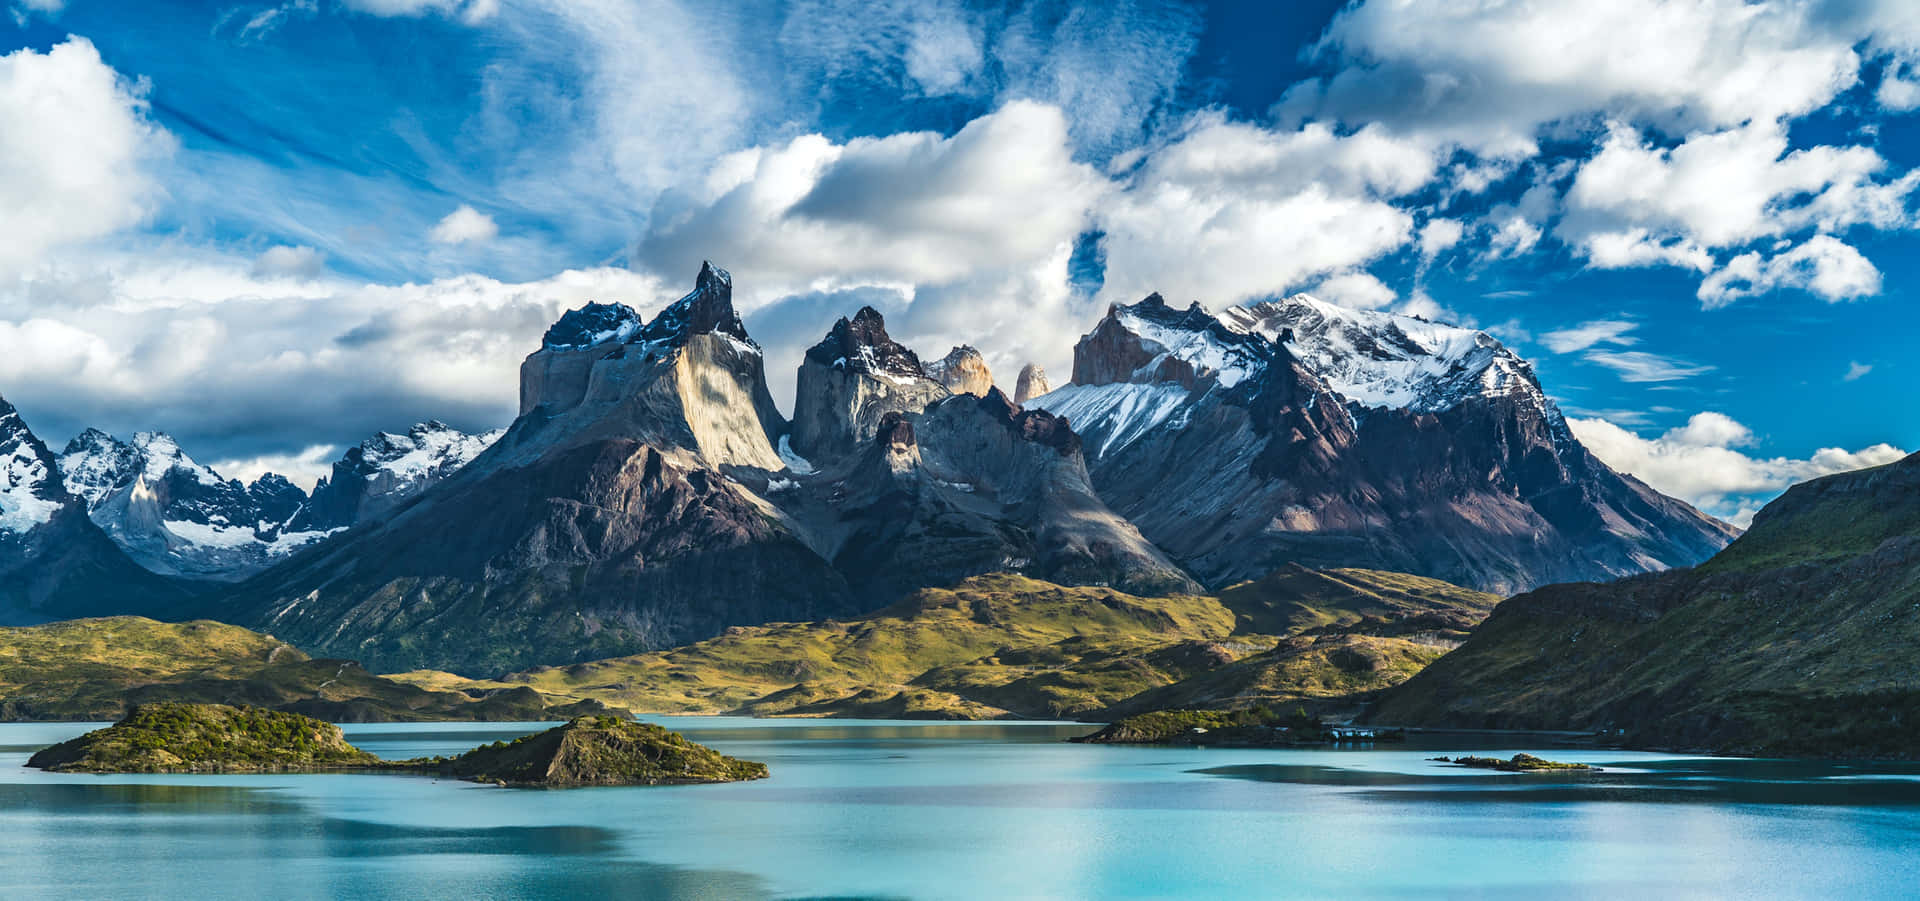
[790,306,950,462]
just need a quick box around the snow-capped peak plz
[1221,294,1543,414]
[346,420,503,490]
[1108,294,1270,390]
[128,431,227,487]
[1,399,66,534]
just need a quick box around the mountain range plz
[1028,293,1736,594]
[0,262,1738,676]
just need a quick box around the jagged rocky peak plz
[790,305,950,462]
[515,261,786,471]
[925,345,994,397]
[635,261,752,350]
[1013,363,1050,404]
[2,395,188,623]
[1220,294,1542,414]
[806,306,925,380]
[542,302,640,350]
[1072,293,1272,390]
[58,428,139,511]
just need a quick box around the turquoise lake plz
[3,718,1919,899]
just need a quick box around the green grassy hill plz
[1373,451,1920,758]
[394,568,1497,720]
[0,617,612,722]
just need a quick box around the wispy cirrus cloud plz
[1584,350,1714,383]
[1541,319,1638,354]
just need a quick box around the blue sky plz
[0,0,1914,524]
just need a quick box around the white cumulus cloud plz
[0,39,173,278]
[1572,411,1908,526]
[428,205,499,245]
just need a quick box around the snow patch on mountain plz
[1116,305,1263,389]
[355,422,503,493]
[1027,383,1191,459]
[777,435,815,475]
[1,426,60,534]
[1221,295,1540,414]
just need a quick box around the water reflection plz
[1202,756,1920,806]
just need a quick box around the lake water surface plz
[3,718,1917,899]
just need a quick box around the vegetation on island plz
[1435,754,1592,772]
[26,702,379,773]
[435,715,769,787]
[1073,705,1407,746]
[26,703,769,787]
[0,617,616,722]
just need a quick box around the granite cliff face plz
[218,264,860,676]
[765,309,1198,600]
[1374,451,1920,758]
[1013,364,1050,404]
[1031,293,1735,594]
[925,345,995,397]
[1,398,193,623]
[790,307,951,462]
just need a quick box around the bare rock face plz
[926,346,994,397]
[217,264,857,676]
[1032,293,1735,594]
[767,386,1198,604]
[1013,364,1051,404]
[1,397,191,624]
[789,307,950,463]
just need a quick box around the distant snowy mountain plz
[57,430,338,580]
[1030,293,1736,593]
[297,421,504,531]
[1222,295,1542,415]
[1,397,191,622]
[57,422,501,582]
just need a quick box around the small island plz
[1073,706,1404,747]
[436,714,770,787]
[1433,753,1594,772]
[26,702,380,773]
[26,703,769,787]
